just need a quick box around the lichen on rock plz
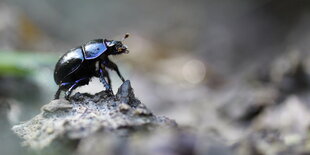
[12,80,177,150]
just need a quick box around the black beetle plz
[54,34,130,99]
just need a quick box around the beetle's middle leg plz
[101,67,112,87]
[99,68,113,95]
[64,78,90,99]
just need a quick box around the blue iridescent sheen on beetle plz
[54,34,130,100]
[83,39,108,59]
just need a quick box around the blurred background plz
[1,0,310,154]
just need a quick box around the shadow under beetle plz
[54,34,130,100]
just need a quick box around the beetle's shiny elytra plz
[54,35,130,100]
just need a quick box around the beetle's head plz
[106,33,129,55]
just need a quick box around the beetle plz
[54,34,130,100]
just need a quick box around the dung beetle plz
[54,34,130,99]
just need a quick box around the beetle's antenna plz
[122,33,130,42]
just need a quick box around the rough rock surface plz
[12,80,177,150]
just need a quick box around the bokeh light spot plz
[182,59,206,84]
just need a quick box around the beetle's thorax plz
[82,39,107,60]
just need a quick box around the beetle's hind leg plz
[64,78,90,100]
[54,82,72,99]
[54,87,62,99]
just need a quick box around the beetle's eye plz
[115,42,122,48]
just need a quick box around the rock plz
[254,96,310,135]
[254,51,310,95]
[218,87,278,123]
[41,99,71,113]
[118,103,130,113]
[116,80,140,107]
[12,80,177,150]
[77,127,232,155]
[234,96,310,155]
[234,128,310,155]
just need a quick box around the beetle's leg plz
[99,68,113,95]
[65,84,77,100]
[106,60,125,82]
[101,66,112,87]
[54,87,62,99]
[65,78,90,100]
[54,82,72,99]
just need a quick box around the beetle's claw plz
[65,92,70,100]
[106,89,114,96]
[119,76,125,82]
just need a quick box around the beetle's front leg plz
[106,59,125,82]
[99,68,113,95]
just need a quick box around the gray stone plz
[41,99,71,113]
[12,80,177,150]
